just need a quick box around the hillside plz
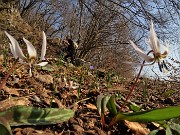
[0,2,180,135]
[0,1,61,59]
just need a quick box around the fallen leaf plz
[54,98,66,108]
[151,122,160,128]
[124,120,150,135]
[69,81,79,89]
[3,86,19,96]
[0,97,30,111]
[35,74,53,84]
[85,103,97,110]
[32,95,42,103]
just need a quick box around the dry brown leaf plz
[0,54,3,61]
[69,81,79,89]
[13,127,22,135]
[85,103,97,110]
[0,97,30,111]
[124,120,150,135]
[151,122,160,128]
[3,86,19,96]
[37,88,51,98]
[43,98,52,105]
[71,89,79,97]
[54,98,66,108]
[35,74,53,84]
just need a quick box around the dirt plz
[0,57,179,135]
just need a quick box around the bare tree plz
[8,0,179,77]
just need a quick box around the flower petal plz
[23,37,37,59]
[162,42,169,56]
[9,43,18,59]
[5,31,26,60]
[148,21,160,53]
[36,62,48,66]
[123,61,155,66]
[41,31,47,61]
[129,40,154,62]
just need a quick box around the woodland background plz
[0,1,180,134]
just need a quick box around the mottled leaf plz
[0,117,12,135]
[166,126,173,135]
[149,129,159,135]
[0,106,74,126]
[169,122,180,134]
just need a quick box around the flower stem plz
[108,50,153,128]
[0,58,18,89]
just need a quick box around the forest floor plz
[0,56,179,135]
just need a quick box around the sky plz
[130,0,180,80]
[136,28,179,80]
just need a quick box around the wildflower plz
[90,66,94,70]
[5,31,48,76]
[126,21,169,72]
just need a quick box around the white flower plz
[126,21,169,72]
[41,31,47,61]
[5,31,48,76]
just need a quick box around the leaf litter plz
[0,58,180,135]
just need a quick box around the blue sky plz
[129,0,180,79]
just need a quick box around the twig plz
[68,97,91,109]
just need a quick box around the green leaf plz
[41,66,54,72]
[162,90,176,98]
[96,95,104,115]
[149,129,159,135]
[107,96,117,115]
[129,104,140,112]
[96,95,112,115]
[166,126,172,135]
[96,95,117,126]
[169,122,180,134]
[101,96,110,114]
[115,106,180,123]
[170,118,180,124]
[77,73,83,98]
[0,106,74,126]
[142,80,147,101]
